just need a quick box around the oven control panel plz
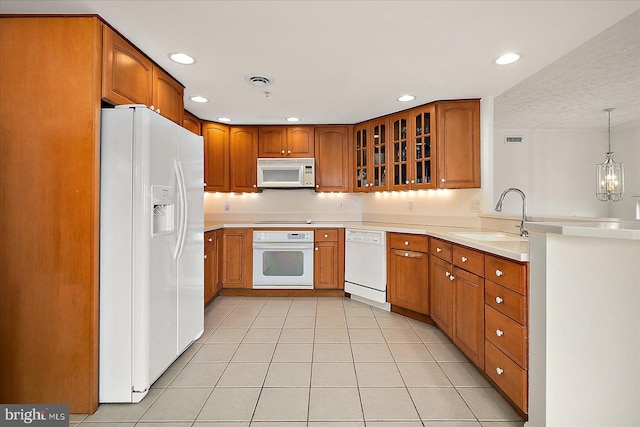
[253,230,314,242]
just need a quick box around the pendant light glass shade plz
[596,108,624,202]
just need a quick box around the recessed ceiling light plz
[189,96,208,103]
[286,117,300,122]
[495,52,521,65]
[397,94,416,102]
[169,52,195,65]
[218,117,231,122]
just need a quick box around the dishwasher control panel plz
[345,229,385,245]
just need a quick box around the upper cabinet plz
[353,118,388,192]
[152,66,184,125]
[230,127,259,193]
[258,126,314,158]
[202,122,230,192]
[102,26,184,125]
[102,26,153,107]
[436,100,480,188]
[183,111,202,135]
[356,99,480,193]
[314,126,352,192]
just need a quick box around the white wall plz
[493,122,640,220]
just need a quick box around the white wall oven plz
[253,230,314,289]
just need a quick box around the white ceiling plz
[2,0,639,125]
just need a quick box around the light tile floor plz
[74,296,524,427]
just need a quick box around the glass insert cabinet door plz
[354,123,369,192]
[411,104,435,189]
[370,118,388,191]
[390,113,410,190]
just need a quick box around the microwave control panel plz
[303,165,314,185]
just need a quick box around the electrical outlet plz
[353,201,360,209]
[224,202,230,211]
[338,201,344,209]
[471,200,481,212]
[409,201,414,211]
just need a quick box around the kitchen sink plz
[451,232,528,242]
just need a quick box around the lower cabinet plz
[221,228,253,288]
[204,229,224,304]
[387,233,430,315]
[313,229,344,289]
[429,256,453,335]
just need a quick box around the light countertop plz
[526,221,640,240]
[204,220,530,261]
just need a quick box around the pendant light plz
[596,108,624,202]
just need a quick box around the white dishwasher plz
[344,228,390,311]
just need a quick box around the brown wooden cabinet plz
[204,231,217,304]
[152,65,184,125]
[353,118,388,192]
[313,229,345,289]
[1,16,103,413]
[435,100,480,188]
[230,127,259,192]
[202,122,230,192]
[430,240,485,367]
[102,25,184,125]
[387,233,429,315]
[258,126,314,158]
[214,229,224,293]
[221,229,252,288]
[102,25,153,107]
[314,126,352,192]
[183,110,202,135]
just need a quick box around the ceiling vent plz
[245,75,273,86]
[505,135,524,144]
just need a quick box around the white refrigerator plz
[99,106,204,403]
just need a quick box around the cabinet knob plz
[495,296,503,304]
[436,247,442,253]
[316,184,320,188]
[204,255,207,259]
[324,234,329,238]
[315,247,319,251]
[405,180,409,184]
[461,256,468,263]
[441,178,446,183]
[449,275,455,281]
[156,108,160,113]
[496,329,504,337]
[203,182,207,187]
[208,238,213,242]
[445,271,450,277]
[411,179,415,184]
[404,241,409,246]
[253,184,257,188]
[496,367,504,375]
[288,150,291,154]
[405,252,409,257]
[495,269,504,277]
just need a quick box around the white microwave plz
[257,158,315,188]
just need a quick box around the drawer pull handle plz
[496,367,504,375]
[208,237,213,242]
[404,241,409,246]
[461,256,468,263]
[495,269,504,277]
[405,252,409,257]
[449,275,455,281]
[436,247,442,253]
[495,296,503,304]
[324,234,329,238]
[496,329,504,337]
[445,272,450,277]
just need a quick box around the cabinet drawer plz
[205,231,216,248]
[485,305,527,368]
[485,340,527,413]
[453,245,484,276]
[485,280,527,325]
[389,233,428,252]
[316,229,338,242]
[485,255,527,295]
[429,237,452,262]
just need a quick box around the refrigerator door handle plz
[173,160,187,260]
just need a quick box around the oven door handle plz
[253,242,314,250]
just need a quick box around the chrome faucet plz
[495,188,529,237]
